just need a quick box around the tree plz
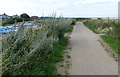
[20,13,30,21]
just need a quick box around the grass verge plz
[83,21,99,34]
[83,20,120,55]
[20,36,69,75]
[67,20,75,33]
[42,36,69,75]
[101,35,120,54]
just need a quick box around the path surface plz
[69,22,118,75]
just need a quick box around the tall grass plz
[2,17,74,75]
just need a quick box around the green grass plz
[74,18,90,21]
[83,20,120,55]
[67,55,71,59]
[83,21,99,34]
[0,40,1,53]
[67,20,75,33]
[0,20,2,26]
[37,36,69,75]
[19,36,69,75]
[101,35,120,54]
[2,18,73,75]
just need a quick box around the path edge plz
[98,37,118,61]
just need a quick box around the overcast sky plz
[0,0,119,17]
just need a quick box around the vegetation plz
[20,13,31,21]
[2,17,74,75]
[3,13,31,26]
[67,55,71,59]
[101,35,120,54]
[83,20,99,33]
[2,17,24,26]
[74,18,90,21]
[83,19,120,54]
[0,20,2,25]
[67,19,76,33]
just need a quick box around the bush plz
[2,17,72,75]
[67,19,76,33]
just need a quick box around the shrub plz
[2,17,72,75]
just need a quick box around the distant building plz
[0,15,2,20]
[0,13,20,20]
[13,14,19,18]
[31,16,39,20]
[9,16,13,18]
[0,13,10,20]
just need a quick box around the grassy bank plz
[83,21,99,33]
[2,18,74,75]
[19,36,69,75]
[41,36,69,75]
[67,19,76,33]
[83,19,120,55]
[101,35,120,54]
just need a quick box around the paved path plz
[69,22,118,75]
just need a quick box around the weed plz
[67,55,71,59]
[60,64,64,67]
